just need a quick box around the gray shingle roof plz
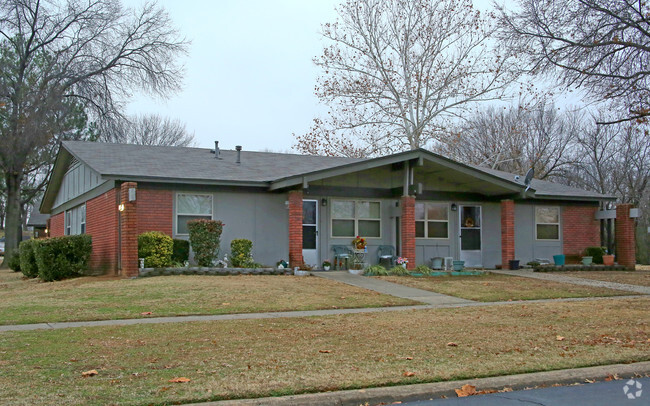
[63,141,362,184]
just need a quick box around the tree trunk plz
[0,172,23,269]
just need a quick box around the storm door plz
[459,205,482,267]
[302,200,319,266]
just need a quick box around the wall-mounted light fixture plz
[321,198,328,207]
[118,203,125,212]
[284,200,289,209]
[128,187,136,202]
[450,203,457,211]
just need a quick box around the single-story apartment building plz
[40,141,637,276]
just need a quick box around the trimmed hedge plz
[19,239,39,278]
[188,219,224,266]
[7,250,22,272]
[34,235,92,282]
[172,239,190,264]
[230,239,254,268]
[138,231,173,268]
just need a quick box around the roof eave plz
[102,175,269,188]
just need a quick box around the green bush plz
[413,265,432,275]
[230,239,254,268]
[172,239,190,264]
[364,264,388,276]
[584,246,606,264]
[35,235,92,282]
[7,250,22,272]
[19,239,39,278]
[388,265,410,276]
[187,219,224,266]
[138,231,173,268]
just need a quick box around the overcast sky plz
[123,0,340,152]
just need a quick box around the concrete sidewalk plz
[314,271,473,305]
[492,269,650,295]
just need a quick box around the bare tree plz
[440,101,578,179]
[0,0,187,264]
[104,114,195,147]
[294,0,518,157]
[497,0,650,124]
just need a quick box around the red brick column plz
[288,190,303,268]
[615,204,636,270]
[401,196,416,270]
[120,182,138,277]
[501,199,515,269]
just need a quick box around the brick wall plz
[501,199,515,269]
[49,212,65,237]
[562,205,600,256]
[616,204,636,269]
[86,188,119,274]
[288,190,303,267]
[400,196,416,270]
[136,189,173,236]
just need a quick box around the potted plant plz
[322,260,331,271]
[351,236,367,250]
[602,253,615,266]
[452,260,465,271]
[396,257,409,268]
[294,263,312,276]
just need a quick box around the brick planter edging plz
[533,264,628,272]
[139,267,290,277]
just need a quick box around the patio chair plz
[332,245,352,270]
[377,245,396,268]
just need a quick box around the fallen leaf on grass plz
[447,342,458,347]
[605,374,620,381]
[221,303,230,306]
[403,371,416,377]
[82,370,98,377]
[405,357,413,360]
[140,312,152,316]
[556,335,565,341]
[585,378,595,383]
[169,377,191,383]
[318,350,331,353]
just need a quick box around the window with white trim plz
[176,193,213,235]
[535,206,560,240]
[415,202,449,239]
[331,200,381,238]
[65,210,71,235]
[65,203,86,235]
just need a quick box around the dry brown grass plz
[563,271,650,287]
[375,274,633,301]
[0,269,415,325]
[0,297,647,405]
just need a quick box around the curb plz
[186,361,650,406]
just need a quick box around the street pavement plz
[403,377,648,406]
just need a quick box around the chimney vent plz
[215,141,221,159]
[236,145,242,164]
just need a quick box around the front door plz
[459,205,482,267]
[302,200,318,266]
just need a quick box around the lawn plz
[0,297,647,405]
[563,271,650,287]
[0,269,416,325]
[376,273,633,302]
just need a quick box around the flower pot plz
[602,254,615,266]
[431,257,444,270]
[294,269,309,276]
[401,263,407,269]
[348,268,364,275]
[508,259,520,270]
[553,255,565,266]
[452,260,465,271]
[323,266,330,271]
[581,256,593,266]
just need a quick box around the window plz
[65,203,86,235]
[176,193,213,234]
[331,200,381,238]
[536,206,560,240]
[415,203,449,239]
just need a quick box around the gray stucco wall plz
[514,203,563,264]
[53,162,104,209]
[172,190,288,267]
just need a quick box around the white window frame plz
[80,204,86,234]
[175,193,213,236]
[65,203,86,235]
[535,206,560,241]
[330,200,382,239]
[415,202,450,239]
[65,210,71,235]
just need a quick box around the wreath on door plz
[464,217,475,227]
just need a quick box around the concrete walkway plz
[314,271,473,305]
[492,269,650,295]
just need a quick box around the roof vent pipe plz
[214,141,221,159]
[236,145,242,164]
